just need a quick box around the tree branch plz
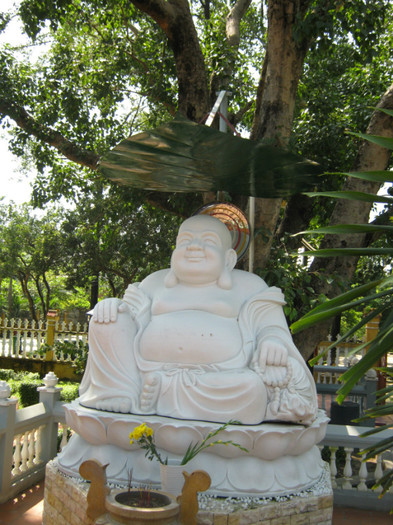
[226,0,252,47]
[0,99,100,169]
[129,0,176,36]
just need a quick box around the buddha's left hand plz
[258,339,288,372]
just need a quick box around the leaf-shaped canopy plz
[98,115,323,198]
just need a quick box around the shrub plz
[59,381,80,403]
[0,369,80,407]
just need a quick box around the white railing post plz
[37,372,62,463]
[0,381,18,503]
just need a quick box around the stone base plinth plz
[43,460,333,525]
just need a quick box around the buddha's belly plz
[140,311,242,364]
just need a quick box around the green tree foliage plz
[60,182,183,300]
[0,189,185,315]
[0,203,65,320]
[0,0,390,205]
[1,0,393,349]
[291,127,393,497]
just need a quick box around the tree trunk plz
[90,276,99,309]
[7,278,13,317]
[295,83,393,360]
[42,273,51,316]
[19,274,38,322]
[276,193,314,250]
[249,0,311,270]
[34,277,47,317]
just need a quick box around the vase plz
[105,488,179,524]
[160,459,188,497]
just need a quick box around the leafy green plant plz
[291,119,393,498]
[37,340,88,375]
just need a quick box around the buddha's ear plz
[225,248,237,271]
[218,249,236,290]
[164,269,179,288]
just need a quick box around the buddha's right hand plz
[92,298,129,324]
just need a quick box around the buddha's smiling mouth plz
[186,255,205,261]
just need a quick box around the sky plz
[1,0,35,206]
[1,134,34,205]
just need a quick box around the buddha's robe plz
[79,270,317,425]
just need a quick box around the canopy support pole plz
[205,90,255,272]
[248,196,255,273]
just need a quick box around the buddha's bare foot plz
[140,373,161,413]
[96,397,133,413]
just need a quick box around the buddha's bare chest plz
[150,286,241,317]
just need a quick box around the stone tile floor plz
[0,482,392,524]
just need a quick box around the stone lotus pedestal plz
[57,400,329,498]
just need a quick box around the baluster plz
[374,455,384,493]
[1,317,7,356]
[10,318,16,357]
[27,429,35,469]
[22,318,29,357]
[343,447,354,490]
[326,351,332,384]
[38,320,44,353]
[29,320,36,354]
[12,434,22,476]
[76,322,81,342]
[344,346,349,366]
[29,330,35,355]
[329,447,338,489]
[20,431,29,472]
[34,425,44,464]
[357,454,368,491]
[15,319,22,355]
[321,393,326,411]
[58,321,65,343]
[336,344,342,366]
[60,424,68,451]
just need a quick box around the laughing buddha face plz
[169,215,237,288]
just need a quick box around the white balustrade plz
[0,316,88,364]
[0,374,67,503]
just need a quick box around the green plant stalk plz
[180,420,248,465]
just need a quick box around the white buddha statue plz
[79,214,317,425]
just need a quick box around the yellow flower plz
[130,423,153,442]
[129,439,134,445]
[131,423,145,440]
